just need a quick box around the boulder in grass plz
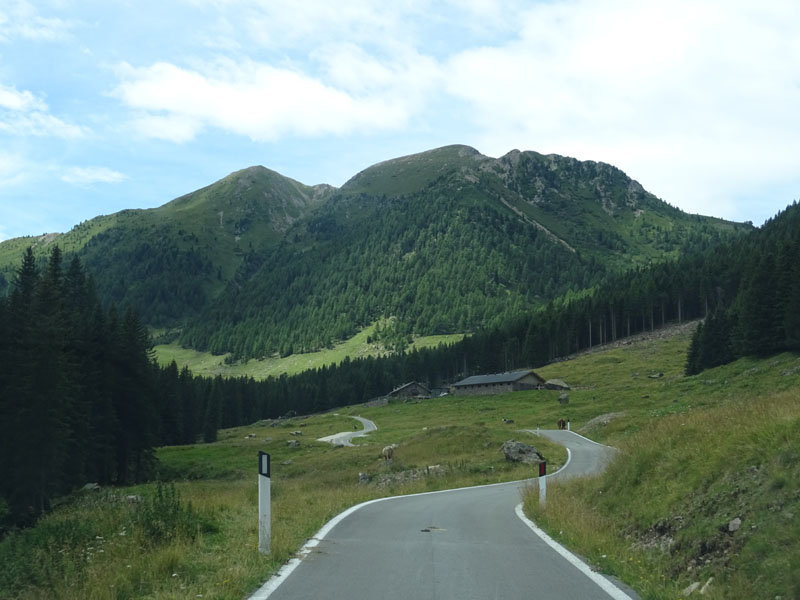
[545,379,570,390]
[501,440,545,464]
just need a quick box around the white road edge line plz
[528,428,618,450]
[514,503,634,600]
[564,429,620,450]
[249,432,574,599]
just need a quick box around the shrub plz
[134,482,213,545]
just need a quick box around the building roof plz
[388,381,431,396]
[452,369,543,387]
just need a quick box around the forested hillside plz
[0,249,298,530]
[686,200,800,372]
[0,145,748,361]
[180,189,599,358]
[177,145,747,359]
[0,166,331,324]
[182,199,800,416]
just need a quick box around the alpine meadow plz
[1,145,799,599]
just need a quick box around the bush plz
[134,482,213,545]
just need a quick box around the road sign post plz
[258,451,271,554]
[538,461,547,508]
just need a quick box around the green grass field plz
[153,325,465,379]
[2,322,798,599]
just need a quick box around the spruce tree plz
[202,376,223,443]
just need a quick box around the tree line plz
[0,248,285,530]
[686,201,800,373]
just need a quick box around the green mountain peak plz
[0,145,750,357]
[340,144,490,197]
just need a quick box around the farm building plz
[450,369,545,396]
[387,381,431,399]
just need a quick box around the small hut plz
[387,381,431,399]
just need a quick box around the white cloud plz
[0,110,86,138]
[0,84,46,111]
[215,0,420,50]
[113,58,416,142]
[129,113,203,144]
[61,166,128,185]
[0,83,86,138]
[443,0,800,219]
[0,0,74,43]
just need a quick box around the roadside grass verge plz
[525,347,800,600]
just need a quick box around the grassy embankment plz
[525,327,800,599]
[2,323,798,599]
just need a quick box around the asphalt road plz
[252,430,636,600]
[316,416,378,447]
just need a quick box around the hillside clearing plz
[153,324,464,379]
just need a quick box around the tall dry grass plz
[524,387,800,599]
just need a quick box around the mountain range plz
[0,145,749,360]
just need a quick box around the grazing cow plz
[382,444,396,461]
[557,419,567,430]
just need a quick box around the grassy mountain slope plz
[77,167,332,325]
[154,326,464,380]
[179,146,749,358]
[3,321,797,599]
[0,167,332,323]
[342,145,742,267]
[0,145,749,356]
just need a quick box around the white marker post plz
[538,461,547,508]
[258,451,271,554]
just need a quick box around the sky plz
[1,0,799,241]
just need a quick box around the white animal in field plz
[382,444,397,461]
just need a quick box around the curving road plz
[316,416,377,447]
[252,430,636,600]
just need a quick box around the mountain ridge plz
[0,145,751,358]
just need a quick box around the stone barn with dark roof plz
[450,369,545,396]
